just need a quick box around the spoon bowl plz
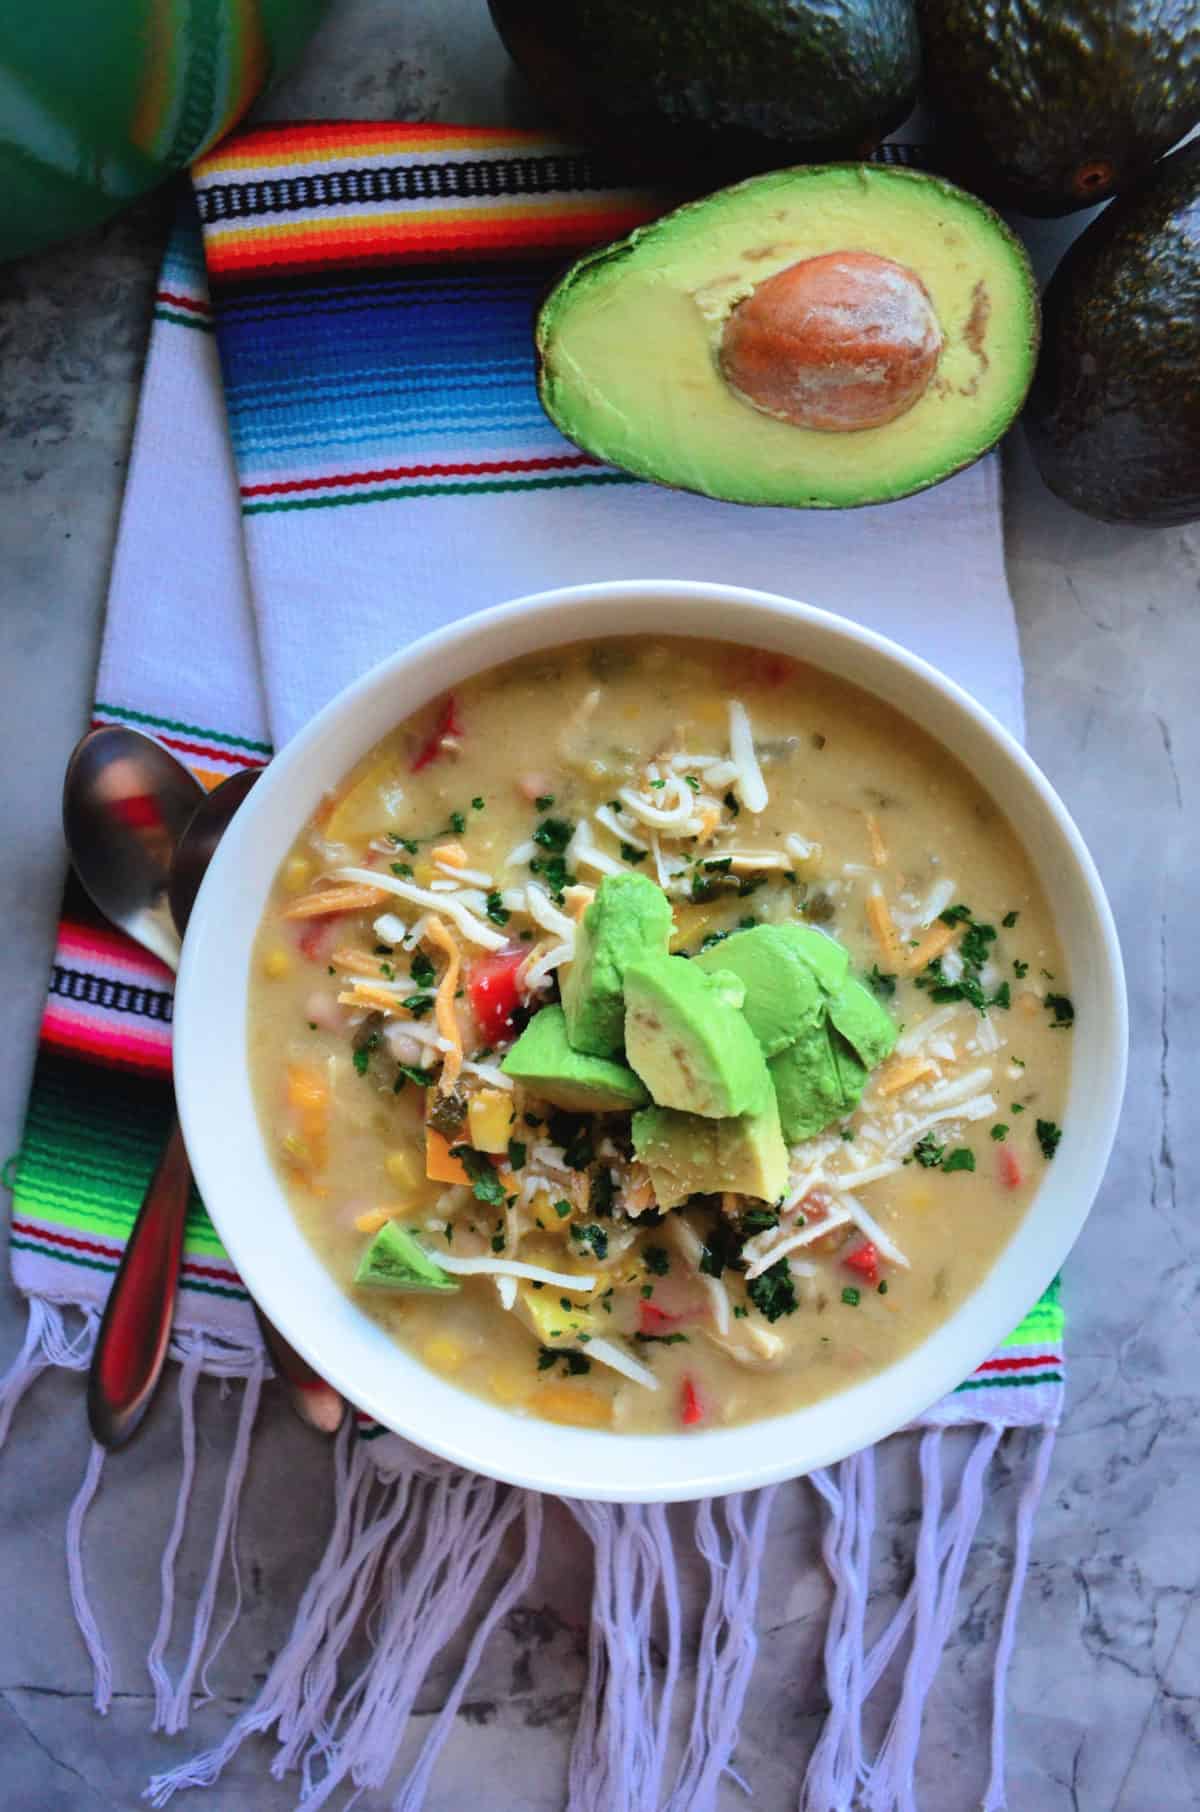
[63,727,201,969]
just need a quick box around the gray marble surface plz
[0,4,1196,1807]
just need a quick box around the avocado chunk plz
[536,164,1038,510]
[828,976,899,1070]
[488,0,919,178]
[561,870,673,1057]
[772,923,851,998]
[1026,139,1200,527]
[693,923,824,1058]
[355,1222,458,1293]
[919,1,1200,217]
[623,953,770,1117]
[769,1024,868,1144]
[632,1098,788,1209]
[501,1004,649,1112]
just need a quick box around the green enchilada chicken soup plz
[248,638,1072,1434]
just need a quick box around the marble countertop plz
[1,4,1196,1807]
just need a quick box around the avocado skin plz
[1025,139,1200,526]
[918,1,1200,217]
[488,0,920,179]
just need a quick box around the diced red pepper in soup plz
[639,1300,686,1336]
[467,949,528,1046]
[680,1376,706,1428]
[842,1241,880,1286]
[998,1146,1023,1190]
[411,694,463,772]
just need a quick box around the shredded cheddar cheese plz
[905,920,957,974]
[283,881,389,920]
[424,916,463,1086]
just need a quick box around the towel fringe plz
[0,1298,97,1451]
[803,1450,877,1811]
[982,1426,1056,1812]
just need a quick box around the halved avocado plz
[536,164,1039,509]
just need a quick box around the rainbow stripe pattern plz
[8,124,1063,1427]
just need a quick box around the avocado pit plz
[718,250,944,433]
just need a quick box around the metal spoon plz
[63,728,344,1443]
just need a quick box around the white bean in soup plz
[247,637,1072,1435]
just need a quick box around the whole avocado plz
[488,0,920,177]
[1025,140,1200,526]
[918,1,1200,216]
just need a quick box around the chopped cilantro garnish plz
[741,1207,780,1235]
[553,1199,572,1219]
[573,1223,609,1260]
[1011,1102,1026,1114]
[738,915,757,930]
[534,793,555,811]
[733,1305,748,1318]
[990,1124,1010,1141]
[737,874,766,897]
[960,919,997,969]
[1045,993,1075,1028]
[641,1283,653,1299]
[990,981,1012,1011]
[528,849,574,901]
[690,874,715,903]
[533,816,573,852]
[485,890,510,927]
[938,903,973,925]
[394,1063,436,1090]
[723,790,740,817]
[912,1133,946,1168]
[699,1243,724,1279]
[684,775,701,791]
[491,1234,505,1252]
[643,1245,670,1275]
[942,1148,976,1173]
[635,1331,690,1345]
[410,951,436,988]
[620,843,647,864]
[564,1351,591,1375]
[1036,1119,1063,1160]
[698,929,729,951]
[536,1347,557,1372]
[1002,910,1019,928]
[448,810,466,834]
[390,861,413,877]
[878,1280,889,1296]
[507,1139,527,1171]
[867,965,897,998]
[471,796,485,811]
[394,836,420,855]
[352,1046,371,1076]
[449,1145,507,1207]
[402,993,435,1019]
[841,1286,861,1307]
[703,856,733,874]
[648,778,666,789]
[1013,959,1029,978]
[548,1111,593,1170]
[747,1259,797,1323]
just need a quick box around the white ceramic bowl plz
[174,581,1126,1502]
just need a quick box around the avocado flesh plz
[828,976,899,1070]
[355,1222,458,1293]
[1025,138,1200,527]
[693,924,824,1058]
[770,1024,867,1143]
[537,164,1039,510]
[623,954,771,1118]
[561,870,674,1058]
[501,1005,649,1112]
[772,923,850,997]
[633,1098,789,1208]
[919,1,1200,217]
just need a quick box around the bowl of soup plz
[173,581,1126,1501]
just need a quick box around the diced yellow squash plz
[537,1383,612,1429]
[467,1089,515,1154]
[425,1127,471,1185]
[284,1064,329,1171]
[385,1147,423,1189]
[323,753,403,844]
[518,1282,598,1346]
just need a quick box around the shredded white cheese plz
[918,877,959,926]
[524,881,576,941]
[583,1337,660,1391]
[421,1248,596,1290]
[832,1189,911,1269]
[743,1210,854,1278]
[728,700,768,813]
[332,867,507,951]
[593,803,647,850]
[436,860,493,887]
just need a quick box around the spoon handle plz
[253,1306,346,1436]
[88,1118,190,1448]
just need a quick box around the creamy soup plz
[248,638,1072,1435]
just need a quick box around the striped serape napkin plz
[1,128,1063,1812]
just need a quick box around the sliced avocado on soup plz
[828,975,899,1069]
[770,1022,868,1144]
[561,869,673,1057]
[693,922,824,1058]
[623,953,770,1118]
[633,1098,788,1209]
[773,922,850,996]
[501,1004,649,1112]
[355,1222,458,1293]
[537,164,1039,509]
